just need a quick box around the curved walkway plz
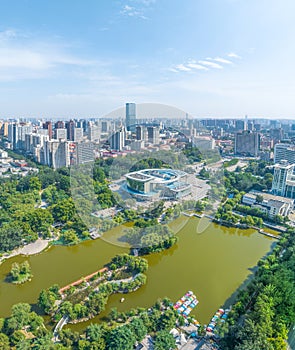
[0,238,50,265]
[53,315,69,342]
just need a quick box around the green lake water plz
[0,216,275,331]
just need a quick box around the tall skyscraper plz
[126,103,136,132]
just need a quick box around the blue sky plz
[0,0,295,118]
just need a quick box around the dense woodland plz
[220,227,295,349]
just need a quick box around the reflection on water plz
[0,216,274,331]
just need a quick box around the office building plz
[234,131,260,157]
[126,103,136,132]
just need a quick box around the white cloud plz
[123,5,134,11]
[121,4,148,19]
[120,0,156,19]
[175,64,191,72]
[0,29,18,41]
[187,63,209,70]
[168,68,179,73]
[228,52,241,59]
[198,60,223,69]
[0,30,96,81]
[210,57,233,64]
[132,0,156,5]
[0,47,93,70]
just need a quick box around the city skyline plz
[0,0,295,118]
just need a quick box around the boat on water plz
[173,290,199,318]
[206,308,230,333]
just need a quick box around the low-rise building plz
[242,190,294,218]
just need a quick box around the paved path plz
[0,238,50,265]
[53,316,69,342]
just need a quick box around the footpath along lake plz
[0,216,276,329]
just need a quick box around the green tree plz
[0,333,10,350]
[154,330,176,350]
[29,177,42,191]
[60,229,79,245]
[10,303,31,329]
[107,325,136,350]
[130,318,147,341]
[85,323,106,349]
[11,330,26,346]
[51,198,76,223]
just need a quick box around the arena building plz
[124,168,191,201]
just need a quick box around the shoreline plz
[0,238,51,265]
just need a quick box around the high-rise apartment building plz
[147,126,160,144]
[88,124,100,142]
[234,131,260,157]
[136,125,147,141]
[73,128,84,142]
[274,143,295,164]
[101,121,109,133]
[235,120,246,131]
[126,103,136,132]
[109,128,126,151]
[76,142,94,164]
[55,128,67,140]
[42,140,70,169]
[43,121,53,140]
[272,160,295,198]
[66,120,75,141]
[55,121,65,129]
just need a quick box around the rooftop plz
[248,190,294,205]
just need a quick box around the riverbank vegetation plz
[9,261,32,284]
[219,228,295,349]
[123,225,178,255]
[57,298,179,350]
[38,254,149,325]
[0,303,48,349]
